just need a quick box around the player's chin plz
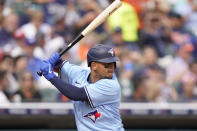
[103,76,112,79]
[104,74,113,79]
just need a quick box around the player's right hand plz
[40,60,56,80]
[49,52,63,68]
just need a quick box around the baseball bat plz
[37,0,122,76]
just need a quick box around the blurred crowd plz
[0,0,197,103]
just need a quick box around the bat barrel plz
[81,0,122,36]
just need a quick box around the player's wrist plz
[53,59,63,68]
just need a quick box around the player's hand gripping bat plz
[37,0,122,76]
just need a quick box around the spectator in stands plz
[166,43,194,90]
[133,46,159,78]
[179,59,197,102]
[42,29,65,59]
[107,26,140,51]
[75,0,101,34]
[65,0,79,28]
[33,31,48,60]
[107,27,125,47]
[118,48,134,101]
[53,9,73,43]
[182,59,197,83]
[139,11,167,57]
[145,64,164,102]
[122,0,149,29]
[20,7,51,41]
[0,54,19,95]
[146,64,178,102]
[179,75,197,102]
[190,59,197,76]
[12,72,42,102]
[11,0,29,26]
[32,0,68,25]
[10,29,26,57]
[168,12,186,33]
[185,0,197,37]
[107,0,139,43]
[170,0,191,17]
[0,12,19,49]
[78,32,98,64]
[14,55,27,81]
[131,71,148,102]
[0,0,4,29]
[24,37,43,80]
[142,46,158,66]
[0,70,10,103]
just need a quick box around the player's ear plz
[91,62,97,71]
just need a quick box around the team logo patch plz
[83,109,101,123]
[108,48,114,56]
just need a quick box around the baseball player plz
[39,44,125,131]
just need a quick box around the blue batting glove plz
[48,52,63,68]
[40,60,56,80]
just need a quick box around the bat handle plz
[37,34,84,77]
[37,71,43,76]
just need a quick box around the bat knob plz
[37,71,42,76]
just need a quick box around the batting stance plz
[39,44,125,131]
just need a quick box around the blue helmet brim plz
[95,56,119,63]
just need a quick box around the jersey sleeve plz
[84,77,121,108]
[59,61,84,84]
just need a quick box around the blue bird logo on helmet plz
[108,48,115,56]
[83,109,101,123]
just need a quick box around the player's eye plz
[104,64,109,68]
[103,63,113,68]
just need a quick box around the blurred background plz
[0,0,197,130]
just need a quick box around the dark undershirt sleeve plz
[50,77,88,101]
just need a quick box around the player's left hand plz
[40,60,56,80]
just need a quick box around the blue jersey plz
[59,61,124,131]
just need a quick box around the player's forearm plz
[50,77,88,101]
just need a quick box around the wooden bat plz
[37,0,122,76]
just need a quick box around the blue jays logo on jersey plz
[108,48,115,56]
[83,109,101,123]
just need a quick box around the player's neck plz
[90,72,100,83]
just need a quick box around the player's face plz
[94,62,115,79]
